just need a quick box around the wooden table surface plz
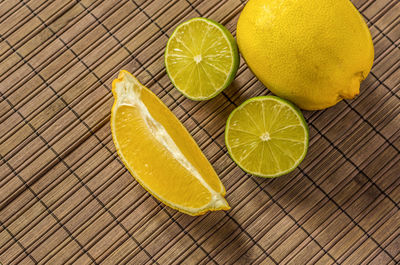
[0,0,399,264]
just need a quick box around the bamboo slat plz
[1,0,399,264]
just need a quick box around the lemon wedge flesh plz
[111,70,229,215]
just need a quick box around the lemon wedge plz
[111,70,229,215]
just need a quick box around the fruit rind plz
[236,0,374,110]
[225,95,309,178]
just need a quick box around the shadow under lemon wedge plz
[110,70,229,215]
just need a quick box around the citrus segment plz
[111,70,229,215]
[165,17,239,100]
[225,96,309,178]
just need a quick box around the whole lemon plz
[237,0,374,110]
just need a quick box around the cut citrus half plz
[225,96,309,178]
[111,70,229,215]
[165,17,239,100]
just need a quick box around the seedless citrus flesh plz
[225,96,309,177]
[165,17,239,100]
[111,70,229,215]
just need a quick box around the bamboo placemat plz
[0,0,399,264]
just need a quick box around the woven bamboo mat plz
[0,0,399,264]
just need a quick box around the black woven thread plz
[0,0,56,40]
[168,180,269,264]
[1,25,398,265]
[182,1,400,264]
[283,140,400,264]
[110,7,396,264]
[0,0,75,38]
[0,219,37,264]
[3,7,396,264]
[238,0,400,227]
[0,0,81,71]
[1,92,156,264]
[0,1,216,182]
[121,1,278,263]
[2,0,390,237]
[0,155,97,264]
[3,1,219,260]
[363,225,400,264]
[0,0,197,153]
[94,147,232,264]
[181,2,334,263]
[64,3,264,262]
[0,0,127,126]
[79,1,234,262]
[82,1,220,263]
[0,134,122,250]
[0,2,23,23]
[1,2,158,260]
[0,0,238,262]
[264,126,400,263]
[1,0,396,153]
[179,44,400,265]
[310,120,399,210]
[1,0,396,111]
[1,0,398,260]
[238,138,400,264]
[3,135,147,262]
[40,118,230,263]
[299,165,398,262]
[122,0,400,262]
